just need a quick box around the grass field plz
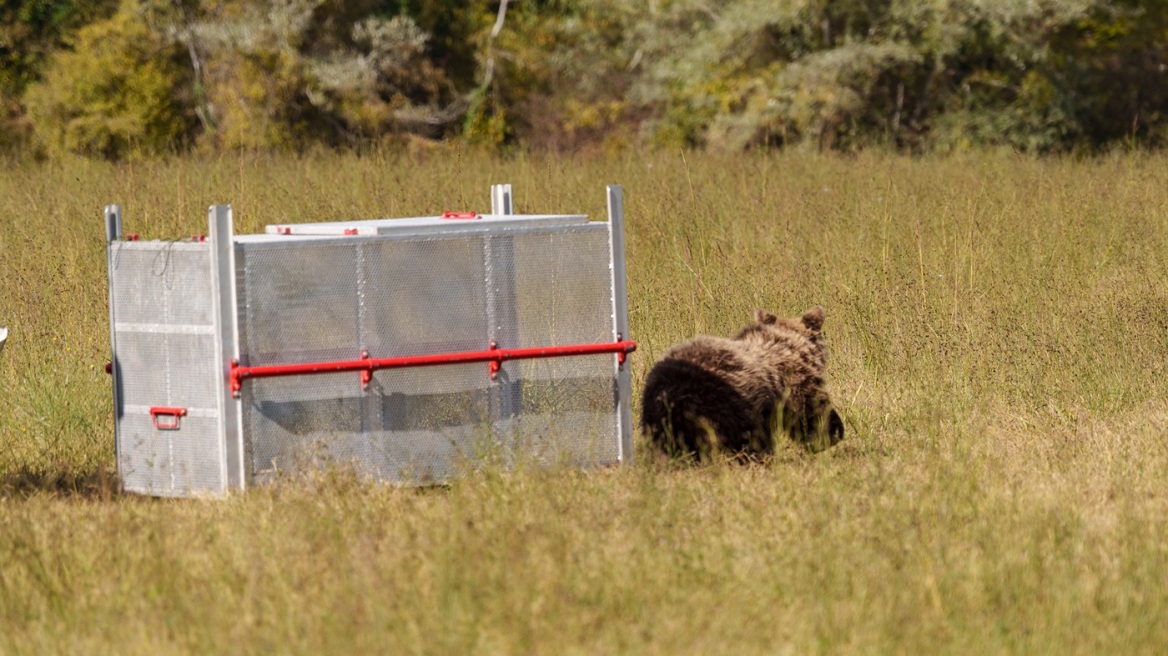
[2,149,1168,654]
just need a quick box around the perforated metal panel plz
[234,224,620,484]
[108,241,225,496]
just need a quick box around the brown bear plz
[640,306,844,461]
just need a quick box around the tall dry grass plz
[1,149,1167,653]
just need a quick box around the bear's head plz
[749,306,844,451]
[753,305,825,338]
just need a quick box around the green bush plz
[191,0,457,151]
[500,0,1168,153]
[0,0,119,155]
[23,0,197,159]
[0,0,119,98]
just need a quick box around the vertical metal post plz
[104,205,124,487]
[209,205,245,491]
[607,186,634,465]
[490,183,514,215]
[485,184,519,427]
[357,242,375,434]
[104,204,122,242]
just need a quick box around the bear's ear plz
[801,306,825,332]
[755,309,778,325]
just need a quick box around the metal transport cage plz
[105,184,634,497]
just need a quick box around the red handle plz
[441,211,478,219]
[150,406,187,430]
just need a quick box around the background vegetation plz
[4,0,1168,157]
[1,150,1167,652]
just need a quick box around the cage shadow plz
[0,463,121,500]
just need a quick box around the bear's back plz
[641,336,781,457]
[640,306,843,460]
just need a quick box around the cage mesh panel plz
[496,354,619,464]
[167,415,225,492]
[504,227,618,463]
[110,243,223,496]
[118,414,222,497]
[115,332,219,410]
[362,239,487,357]
[235,224,620,483]
[238,242,359,366]
[511,229,615,346]
[111,245,214,326]
[244,366,492,484]
[118,413,172,494]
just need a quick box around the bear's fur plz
[640,306,844,461]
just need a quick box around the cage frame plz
[105,184,634,497]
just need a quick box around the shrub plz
[23,0,197,159]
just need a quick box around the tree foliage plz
[23,0,196,159]
[8,0,1168,157]
[0,0,118,97]
[0,0,118,149]
[187,0,459,150]
[604,0,1168,153]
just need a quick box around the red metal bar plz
[229,340,636,397]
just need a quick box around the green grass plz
[2,149,1168,653]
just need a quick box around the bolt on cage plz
[105,184,635,497]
